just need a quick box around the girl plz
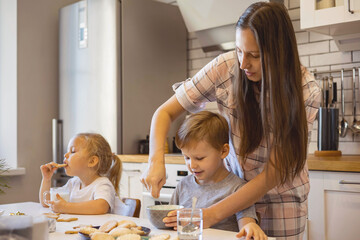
[39,133,122,214]
[141,2,321,240]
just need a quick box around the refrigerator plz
[53,0,187,185]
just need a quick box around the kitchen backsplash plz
[186,0,360,155]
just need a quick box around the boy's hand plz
[236,222,267,240]
[40,162,58,180]
[163,210,178,230]
[49,193,68,213]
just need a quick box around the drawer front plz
[323,171,360,193]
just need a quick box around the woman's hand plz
[140,160,166,198]
[163,210,178,230]
[49,194,68,213]
[236,222,267,240]
[40,162,58,180]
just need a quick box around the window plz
[0,0,17,169]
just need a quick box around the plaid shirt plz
[173,51,321,239]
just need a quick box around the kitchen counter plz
[118,154,360,172]
[307,154,360,172]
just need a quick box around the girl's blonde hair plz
[175,111,229,151]
[76,133,122,195]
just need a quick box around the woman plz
[141,2,320,239]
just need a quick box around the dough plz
[116,234,141,240]
[99,220,118,233]
[108,227,132,237]
[149,234,171,240]
[79,226,100,235]
[90,232,115,240]
[117,220,137,228]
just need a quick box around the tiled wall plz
[186,0,360,155]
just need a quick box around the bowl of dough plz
[146,205,184,229]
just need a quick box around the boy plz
[164,111,266,239]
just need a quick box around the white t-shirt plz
[61,176,116,213]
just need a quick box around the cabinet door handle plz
[348,0,354,14]
[124,169,141,173]
[339,180,360,185]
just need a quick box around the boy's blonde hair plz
[175,111,229,151]
[76,133,122,195]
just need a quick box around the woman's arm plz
[140,95,186,198]
[50,197,110,215]
[204,151,280,228]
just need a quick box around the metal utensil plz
[325,76,329,108]
[352,68,360,132]
[340,69,348,137]
[329,76,333,107]
[332,81,337,107]
[182,196,198,233]
[321,77,325,107]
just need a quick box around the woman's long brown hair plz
[235,2,308,184]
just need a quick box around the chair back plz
[116,198,141,218]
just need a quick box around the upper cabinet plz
[300,0,360,51]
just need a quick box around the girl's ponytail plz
[108,154,122,195]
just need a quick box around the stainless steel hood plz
[177,0,282,52]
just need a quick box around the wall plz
[0,0,79,204]
[186,0,360,155]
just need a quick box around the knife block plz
[317,107,339,151]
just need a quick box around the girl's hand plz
[163,210,178,230]
[236,222,267,240]
[40,162,58,180]
[49,194,68,213]
[140,160,166,198]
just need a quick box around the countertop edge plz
[117,154,360,172]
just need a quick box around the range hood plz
[177,0,282,52]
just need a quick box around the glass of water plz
[177,208,203,240]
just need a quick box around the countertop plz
[117,154,360,173]
[306,154,360,172]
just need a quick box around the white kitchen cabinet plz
[300,0,360,51]
[301,0,360,32]
[308,171,360,240]
[119,162,145,201]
